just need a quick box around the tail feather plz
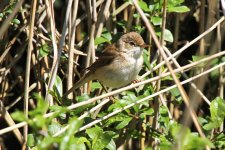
[64,73,93,97]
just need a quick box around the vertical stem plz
[24,0,37,145]
[152,0,167,148]
[199,0,205,55]
[45,0,73,102]
[67,0,79,98]
[217,22,224,132]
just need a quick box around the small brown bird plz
[66,32,148,95]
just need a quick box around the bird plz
[65,32,148,96]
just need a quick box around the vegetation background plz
[0,0,225,149]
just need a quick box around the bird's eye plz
[129,41,136,46]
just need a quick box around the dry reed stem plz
[44,0,59,105]
[151,0,168,148]
[95,0,112,37]
[112,2,130,17]
[23,0,37,144]
[0,101,24,144]
[45,0,73,103]
[163,47,210,104]
[67,0,79,98]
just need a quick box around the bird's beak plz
[140,44,149,48]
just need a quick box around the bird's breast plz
[94,54,143,88]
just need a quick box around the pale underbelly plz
[94,57,143,88]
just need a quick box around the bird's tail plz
[63,73,92,97]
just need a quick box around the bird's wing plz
[86,44,119,72]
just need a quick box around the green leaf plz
[11,111,27,122]
[190,55,210,68]
[69,137,86,150]
[168,0,185,6]
[104,114,127,127]
[140,108,154,119]
[76,93,90,102]
[12,19,20,24]
[48,123,62,135]
[49,105,68,112]
[54,75,63,97]
[203,122,217,131]
[221,56,225,62]
[151,16,162,26]
[77,137,91,149]
[156,29,174,42]
[91,82,102,90]
[203,97,225,130]
[67,117,83,135]
[60,118,83,150]
[101,30,112,41]
[143,49,151,69]
[168,6,190,13]
[94,37,110,45]
[121,91,139,112]
[6,9,12,14]
[115,117,132,130]
[107,102,124,112]
[27,134,35,147]
[39,43,50,58]
[170,87,180,97]
[163,29,174,42]
[169,123,214,149]
[138,1,150,12]
[192,55,206,62]
[28,115,48,129]
[209,97,225,128]
[198,117,208,126]
[86,126,103,139]
[184,133,214,149]
[116,20,127,28]
[106,139,116,150]
[29,93,48,116]
[92,131,115,150]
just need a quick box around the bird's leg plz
[132,79,140,84]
